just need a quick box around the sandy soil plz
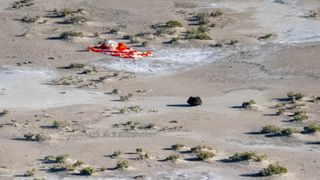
[0,0,320,179]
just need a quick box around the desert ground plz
[0,0,320,179]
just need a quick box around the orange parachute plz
[88,40,152,59]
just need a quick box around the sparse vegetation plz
[258,33,273,40]
[119,106,142,114]
[55,154,68,163]
[52,120,69,129]
[303,124,320,134]
[171,144,185,151]
[210,11,223,17]
[260,125,281,134]
[80,66,96,74]
[140,123,156,130]
[111,151,122,158]
[258,163,288,176]
[99,166,106,172]
[60,31,83,39]
[24,133,49,142]
[136,147,144,153]
[193,13,210,25]
[196,150,215,160]
[141,41,149,47]
[80,166,95,176]
[24,168,36,177]
[241,99,256,109]
[35,133,49,141]
[191,145,213,153]
[185,29,212,40]
[311,96,320,103]
[21,15,40,23]
[260,125,299,136]
[44,154,68,163]
[73,160,84,167]
[63,15,89,24]
[280,128,300,136]
[274,103,285,108]
[292,111,308,121]
[123,35,140,43]
[275,108,285,115]
[166,20,183,28]
[52,8,83,17]
[228,152,266,162]
[166,154,182,162]
[138,152,150,160]
[169,37,180,44]
[0,110,9,117]
[287,92,304,102]
[111,89,120,94]
[11,0,34,9]
[116,159,129,169]
[120,93,133,101]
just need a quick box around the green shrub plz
[260,125,281,134]
[120,93,133,101]
[55,154,68,163]
[197,25,209,33]
[171,144,185,151]
[24,133,49,141]
[258,33,273,40]
[24,168,36,176]
[303,124,320,134]
[166,20,182,28]
[138,152,150,160]
[0,110,9,117]
[311,96,320,103]
[63,15,89,24]
[136,147,144,153]
[21,15,40,23]
[280,128,299,136]
[274,103,285,108]
[185,29,212,40]
[73,160,84,167]
[275,108,285,115]
[287,92,304,101]
[99,166,106,172]
[196,150,215,160]
[11,0,34,9]
[60,31,83,39]
[122,35,140,44]
[242,99,256,109]
[128,106,142,113]
[259,163,287,176]
[35,134,49,141]
[80,166,95,176]
[193,13,210,25]
[228,152,266,162]
[169,37,180,44]
[292,111,308,121]
[166,154,182,162]
[111,151,122,158]
[210,11,223,17]
[52,120,69,129]
[191,145,213,153]
[260,125,299,136]
[116,159,129,169]
[141,41,149,47]
[53,8,83,17]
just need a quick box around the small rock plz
[187,96,202,106]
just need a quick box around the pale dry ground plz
[0,0,320,179]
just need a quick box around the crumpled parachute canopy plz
[88,40,152,59]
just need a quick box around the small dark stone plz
[187,96,202,106]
